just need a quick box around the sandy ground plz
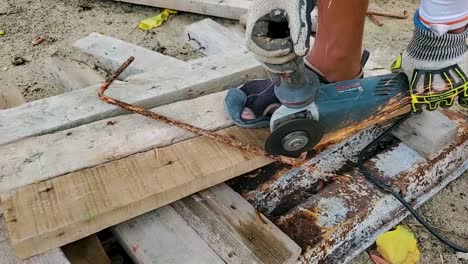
[0,0,466,263]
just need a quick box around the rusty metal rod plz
[367,10,409,19]
[367,14,384,27]
[98,56,308,167]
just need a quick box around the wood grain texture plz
[184,19,246,56]
[112,206,224,264]
[73,33,186,80]
[172,184,301,264]
[0,218,70,264]
[0,91,230,193]
[112,0,253,20]
[44,57,105,92]
[0,80,69,264]
[61,235,110,264]
[0,51,265,146]
[392,110,459,157]
[1,127,272,259]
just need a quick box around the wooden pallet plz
[0,18,465,264]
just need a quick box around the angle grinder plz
[264,56,409,158]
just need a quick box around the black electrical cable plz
[357,112,468,253]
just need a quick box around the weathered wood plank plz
[0,52,265,146]
[0,84,69,264]
[172,183,301,264]
[112,0,253,20]
[1,126,272,259]
[73,33,186,80]
[392,110,459,157]
[61,235,110,264]
[44,57,105,92]
[112,206,224,264]
[0,92,229,193]
[0,218,70,264]
[184,19,246,56]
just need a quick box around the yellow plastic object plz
[0,31,5,36]
[138,9,177,30]
[376,226,421,264]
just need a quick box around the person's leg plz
[305,0,368,82]
[397,0,467,109]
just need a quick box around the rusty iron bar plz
[97,56,309,167]
[367,10,410,19]
[367,14,384,27]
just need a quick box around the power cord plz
[357,112,468,253]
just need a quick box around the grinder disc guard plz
[265,118,324,157]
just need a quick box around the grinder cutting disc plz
[265,118,324,158]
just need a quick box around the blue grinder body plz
[315,72,409,133]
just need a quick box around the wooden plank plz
[392,110,459,157]
[61,235,110,264]
[0,91,229,193]
[0,52,265,146]
[112,206,224,264]
[113,0,253,20]
[184,19,246,56]
[44,57,105,92]
[1,126,272,259]
[0,83,69,264]
[172,184,301,264]
[73,33,187,80]
[0,218,70,264]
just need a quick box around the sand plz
[0,0,466,263]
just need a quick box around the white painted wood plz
[73,33,187,80]
[112,0,253,20]
[0,91,230,193]
[0,218,70,264]
[184,19,246,56]
[112,206,225,264]
[0,51,265,146]
[44,57,105,92]
[172,184,302,264]
[392,110,459,157]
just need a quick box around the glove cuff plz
[406,22,468,63]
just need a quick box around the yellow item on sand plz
[377,225,421,264]
[138,9,177,30]
[0,31,5,36]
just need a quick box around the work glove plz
[246,0,316,68]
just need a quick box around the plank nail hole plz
[66,132,73,136]
[230,205,237,210]
[107,120,117,126]
[39,187,54,194]
[56,232,65,237]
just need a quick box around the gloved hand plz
[246,0,316,67]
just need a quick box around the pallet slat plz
[172,184,301,264]
[1,126,271,259]
[0,51,264,146]
[73,33,186,80]
[112,0,253,20]
[112,206,224,264]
